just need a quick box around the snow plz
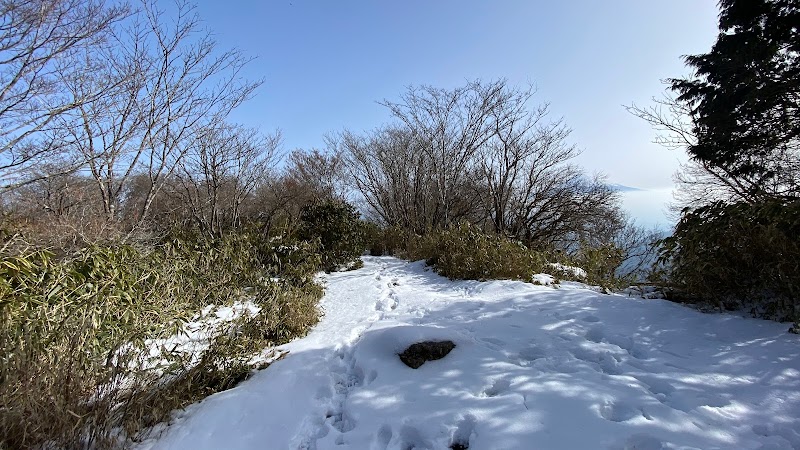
[140,300,261,371]
[137,256,800,450]
[531,273,556,286]
[547,262,588,280]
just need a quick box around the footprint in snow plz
[605,334,639,355]
[450,414,477,450]
[583,327,648,361]
[481,378,511,397]
[570,346,624,375]
[371,424,392,450]
[752,423,800,449]
[398,425,431,450]
[374,296,398,312]
[517,345,548,366]
[317,343,367,444]
[637,377,727,413]
[635,375,675,399]
[597,400,649,423]
[585,325,605,343]
[327,408,356,433]
[662,391,729,413]
[618,433,665,450]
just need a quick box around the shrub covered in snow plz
[547,262,588,281]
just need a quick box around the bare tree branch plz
[0,0,128,191]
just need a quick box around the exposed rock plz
[398,340,456,369]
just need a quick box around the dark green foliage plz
[362,221,386,256]
[363,224,408,257]
[651,0,800,326]
[660,200,800,321]
[670,0,800,199]
[297,200,366,272]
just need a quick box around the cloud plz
[619,188,674,230]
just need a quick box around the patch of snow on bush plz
[142,300,261,370]
[548,262,587,279]
[623,285,667,300]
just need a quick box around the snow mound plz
[531,273,556,285]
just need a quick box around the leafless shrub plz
[162,123,282,236]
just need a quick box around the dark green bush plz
[660,200,800,321]
[367,225,409,256]
[297,200,365,272]
[362,221,386,256]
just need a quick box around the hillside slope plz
[139,257,800,450]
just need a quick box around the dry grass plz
[0,231,323,450]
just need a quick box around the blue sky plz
[184,0,719,227]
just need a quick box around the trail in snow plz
[139,256,800,450]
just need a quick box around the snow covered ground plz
[138,256,800,450]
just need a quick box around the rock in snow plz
[398,340,456,369]
[137,256,800,450]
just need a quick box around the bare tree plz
[4,166,125,249]
[374,80,509,228]
[343,79,620,250]
[12,168,96,217]
[169,123,281,236]
[0,0,127,191]
[340,125,439,231]
[284,146,349,202]
[612,219,664,283]
[62,0,261,227]
[521,173,620,248]
[476,88,584,240]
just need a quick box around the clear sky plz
[183,0,720,227]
